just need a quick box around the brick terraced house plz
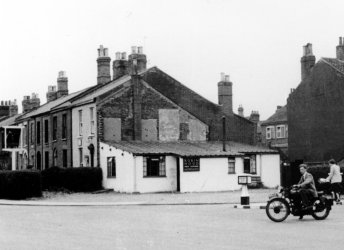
[1,45,281,191]
[288,39,344,163]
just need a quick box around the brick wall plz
[288,61,344,162]
[142,68,255,144]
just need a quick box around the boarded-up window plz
[104,118,121,141]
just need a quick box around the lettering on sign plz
[183,157,200,172]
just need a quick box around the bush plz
[41,167,103,192]
[0,170,42,200]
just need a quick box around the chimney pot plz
[221,72,225,81]
[58,71,67,78]
[225,75,230,82]
[115,52,121,60]
[121,52,127,60]
[138,46,143,54]
[131,46,137,54]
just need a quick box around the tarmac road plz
[0,203,343,250]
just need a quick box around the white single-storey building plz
[99,141,280,193]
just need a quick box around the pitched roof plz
[18,88,91,120]
[53,70,150,110]
[102,140,277,157]
[261,106,287,126]
[0,114,20,127]
[321,57,344,75]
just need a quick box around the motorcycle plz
[265,185,333,222]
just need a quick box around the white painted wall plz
[135,156,177,193]
[100,142,177,193]
[260,154,281,188]
[72,103,97,167]
[180,157,243,192]
[100,142,135,193]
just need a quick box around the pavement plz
[0,188,273,208]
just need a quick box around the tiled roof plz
[54,69,150,110]
[102,140,277,157]
[261,106,287,126]
[321,57,344,75]
[18,88,90,120]
[0,114,20,127]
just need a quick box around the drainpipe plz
[222,116,226,151]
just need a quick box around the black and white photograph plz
[0,0,343,249]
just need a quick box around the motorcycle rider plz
[294,164,318,219]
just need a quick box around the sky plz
[0,0,343,120]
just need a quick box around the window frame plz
[90,107,95,135]
[52,116,57,141]
[107,157,116,178]
[62,114,67,139]
[143,156,166,177]
[276,125,286,138]
[78,110,83,136]
[36,121,40,144]
[228,158,236,174]
[44,119,49,144]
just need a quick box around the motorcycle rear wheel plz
[266,198,290,222]
[312,200,330,220]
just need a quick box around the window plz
[62,149,67,167]
[183,157,200,172]
[53,148,57,167]
[45,151,49,169]
[276,125,287,138]
[79,148,83,167]
[62,114,67,139]
[44,120,49,143]
[30,123,34,144]
[23,125,27,146]
[228,158,235,174]
[79,110,83,136]
[143,156,166,177]
[107,157,116,177]
[266,126,275,139]
[244,155,256,174]
[90,107,95,134]
[52,116,57,141]
[36,121,40,144]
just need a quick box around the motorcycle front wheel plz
[312,200,331,220]
[266,198,290,222]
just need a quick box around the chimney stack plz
[113,51,129,80]
[336,37,344,60]
[9,99,18,116]
[97,45,111,85]
[238,105,244,117]
[301,43,316,81]
[57,71,69,98]
[129,45,147,75]
[218,73,233,116]
[46,85,57,102]
[22,93,40,113]
[249,111,260,124]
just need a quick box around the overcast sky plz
[0,0,342,119]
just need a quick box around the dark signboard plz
[183,157,200,172]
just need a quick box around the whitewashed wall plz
[135,156,177,193]
[180,157,243,192]
[259,154,280,188]
[100,142,135,193]
[100,142,177,193]
[72,103,97,167]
